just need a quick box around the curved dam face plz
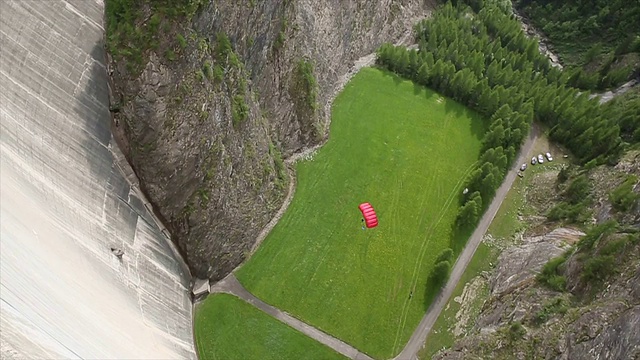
[0,1,197,359]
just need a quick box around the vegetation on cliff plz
[105,0,206,74]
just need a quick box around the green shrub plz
[268,142,287,189]
[165,49,176,61]
[537,254,568,291]
[296,60,319,112]
[430,260,451,289]
[577,220,618,251]
[177,34,188,49]
[609,175,639,212]
[195,69,205,82]
[565,175,592,205]
[232,95,249,126]
[203,60,214,80]
[436,248,454,264]
[216,32,233,60]
[547,201,590,224]
[600,237,629,256]
[533,296,569,325]
[508,322,526,341]
[581,255,617,281]
[213,65,224,83]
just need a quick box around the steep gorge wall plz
[0,1,195,358]
[110,0,435,280]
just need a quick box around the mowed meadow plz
[195,294,346,360]
[236,67,486,358]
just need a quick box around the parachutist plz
[358,203,378,229]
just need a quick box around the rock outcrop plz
[108,0,435,280]
[434,154,640,360]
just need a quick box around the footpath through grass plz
[236,67,485,358]
[195,294,346,360]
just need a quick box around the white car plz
[520,163,527,171]
[538,154,545,163]
[546,152,553,161]
[531,157,537,165]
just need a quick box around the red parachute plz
[359,202,379,228]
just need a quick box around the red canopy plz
[358,202,379,228]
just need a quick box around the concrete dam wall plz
[0,1,197,358]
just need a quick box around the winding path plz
[210,274,373,360]
[394,124,540,360]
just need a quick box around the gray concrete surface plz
[394,124,540,360]
[0,1,196,359]
[210,274,374,360]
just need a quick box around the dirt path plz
[393,124,540,360]
[210,274,373,360]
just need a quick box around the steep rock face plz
[108,0,434,280]
[489,228,579,296]
[437,237,640,360]
[434,154,640,360]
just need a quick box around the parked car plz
[546,152,553,161]
[531,157,537,165]
[538,154,545,163]
[520,163,527,171]
[517,171,524,178]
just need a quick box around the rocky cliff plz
[107,0,434,280]
[435,153,640,360]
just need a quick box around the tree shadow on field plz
[468,110,487,141]
[421,225,473,311]
[413,82,436,102]
[443,96,465,118]
[379,67,405,87]
[422,275,440,311]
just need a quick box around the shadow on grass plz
[450,225,474,256]
[379,66,405,87]
[443,100,486,142]
[423,275,443,311]
[420,224,474,311]
[444,97,465,117]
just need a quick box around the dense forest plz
[515,0,640,91]
[375,1,640,236]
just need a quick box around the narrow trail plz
[393,124,540,360]
[210,274,374,360]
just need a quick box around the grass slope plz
[236,67,485,359]
[195,294,346,360]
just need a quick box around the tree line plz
[376,2,628,232]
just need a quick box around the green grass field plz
[235,67,485,359]
[195,294,346,360]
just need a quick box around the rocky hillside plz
[435,152,640,360]
[106,0,435,280]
